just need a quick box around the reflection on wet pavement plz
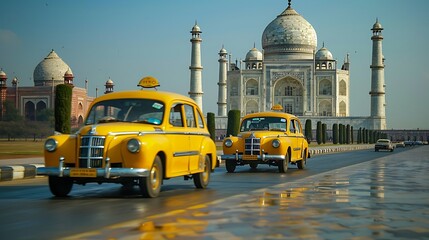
[65,147,429,240]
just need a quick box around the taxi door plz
[184,104,204,173]
[167,103,190,176]
[288,118,300,161]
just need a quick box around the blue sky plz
[1,0,428,129]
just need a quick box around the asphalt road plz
[0,146,420,239]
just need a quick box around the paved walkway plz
[64,146,429,240]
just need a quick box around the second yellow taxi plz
[221,111,309,173]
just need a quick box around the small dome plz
[219,47,227,55]
[106,79,114,85]
[191,23,201,33]
[12,77,18,84]
[0,69,7,78]
[372,19,383,31]
[33,50,71,86]
[315,47,333,60]
[245,47,263,61]
[64,68,73,76]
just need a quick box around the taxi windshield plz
[85,99,164,125]
[240,117,287,132]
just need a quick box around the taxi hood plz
[78,123,164,136]
[239,130,286,139]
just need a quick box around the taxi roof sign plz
[138,76,160,89]
[271,104,283,111]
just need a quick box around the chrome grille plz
[79,136,105,168]
[245,137,261,155]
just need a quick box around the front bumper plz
[36,157,149,178]
[221,151,285,162]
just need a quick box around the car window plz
[289,119,296,133]
[184,104,196,128]
[294,120,301,133]
[169,103,183,127]
[240,117,286,132]
[85,99,164,125]
[197,110,205,128]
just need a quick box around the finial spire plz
[288,0,291,8]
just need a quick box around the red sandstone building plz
[0,50,114,128]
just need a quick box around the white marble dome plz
[262,4,317,56]
[245,47,263,61]
[33,50,71,86]
[315,47,333,60]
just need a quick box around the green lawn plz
[0,140,44,159]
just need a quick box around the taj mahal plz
[189,1,387,132]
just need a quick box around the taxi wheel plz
[249,162,258,169]
[278,152,289,173]
[48,176,73,197]
[193,155,211,189]
[225,159,236,173]
[297,150,307,169]
[139,156,163,198]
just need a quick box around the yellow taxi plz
[221,111,309,173]
[37,77,217,198]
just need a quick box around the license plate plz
[243,155,258,160]
[70,168,97,177]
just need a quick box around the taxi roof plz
[243,111,298,120]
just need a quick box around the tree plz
[55,84,72,134]
[346,124,351,144]
[1,100,23,122]
[332,123,338,144]
[322,123,327,144]
[350,126,354,144]
[226,110,241,137]
[316,121,321,144]
[304,119,312,143]
[206,112,216,141]
[339,124,344,144]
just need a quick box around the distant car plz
[404,141,414,147]
[375,139,394,152]
[37,77,217,198]
[395,142,405,148]
[221,111,309,173]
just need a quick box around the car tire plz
[225,159,236,173]
[139,156,163,198]
[193,155,211,189]
[297,150,307,170]
[278,152,289,173]
[48,176,73,197]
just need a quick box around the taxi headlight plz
[127,139,141,153]
[45,138,57,152]
[224,139,233,148]
[272,139,281,148]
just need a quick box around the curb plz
[0,164,44,182]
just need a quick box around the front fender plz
[44,135,77,167]
[119,135,170,169]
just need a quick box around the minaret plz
[104,78,114,94]
[369,19,386,129]
[0,69,7,120]
[217,46,228,116]
[189,22,204,111]
[63,68,74,87]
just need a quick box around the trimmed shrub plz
[207,112,216,141]
[226,110,241,136]
[54,84,72,134]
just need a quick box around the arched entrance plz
[273,77,304,115]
